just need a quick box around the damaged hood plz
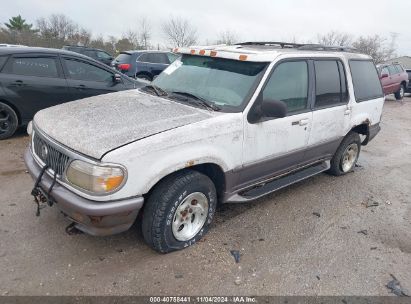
[34,90,213,159]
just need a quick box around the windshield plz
[152,55,268,112]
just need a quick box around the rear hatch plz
[111,52,133,74]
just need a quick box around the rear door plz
[0,53,70,122]
[305,59,350,163]
[387,65,400,93]
[61,56,126,100]
[141,53,169,76]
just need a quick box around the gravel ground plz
[0,96,410,296]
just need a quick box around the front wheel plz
[328,132,361,176]
[142,170,217,253]
[395,84,405,100]
[0,102,19,140]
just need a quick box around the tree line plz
[0,14,398,63]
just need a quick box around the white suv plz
[25,42,384,253]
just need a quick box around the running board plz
[226,161,330,203]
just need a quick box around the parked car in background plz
[111,50,179,81]
[406,69,411,93]
[0,47,138,139]
[62,45,114,66]
[377,63,409,100]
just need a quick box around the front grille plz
[32,132,70,176]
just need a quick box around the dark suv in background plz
[62,45,114,66]
[406,69,411,94]
[111,50,179,81]
[0,47,137,139]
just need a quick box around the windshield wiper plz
[142,84,168,97]
[170,91,221,111]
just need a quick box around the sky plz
[1,0,410,56]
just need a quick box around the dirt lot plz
[0,96,410,296]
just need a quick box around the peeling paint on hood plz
[33,90,214,159]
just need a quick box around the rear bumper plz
[24,147,143,236]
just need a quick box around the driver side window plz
[262,61,308,113]
[63,59,113,82]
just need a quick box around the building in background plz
[384,56,411,69]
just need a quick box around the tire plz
[395,84,405,100]
[0,102,18,140]
[136,74,152,82]
[328,131,361,176]
[142,170,217,253]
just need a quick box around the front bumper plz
[24,147,144,236]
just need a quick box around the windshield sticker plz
[163,60,182,75]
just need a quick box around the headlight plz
[27,121,33,136]
[66,160,126,194]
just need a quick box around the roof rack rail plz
[298,44,358,52]
[236,42,358,53]
[236,41,304,48]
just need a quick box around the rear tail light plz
[118,63,130,71]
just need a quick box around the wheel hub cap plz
[341,143,359,172]
[172,192,209,241]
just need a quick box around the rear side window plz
[314,60,348,108]
[83,50,96,58]
[6,57,58,77]
[349,60,383,102]
[139,53,168,64]
[63,59,113,82]
[97,51,112,59]
[0,56,8,70]
[263,61,308,113]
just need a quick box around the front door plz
[241,60,312,188]
[61,57,125,100]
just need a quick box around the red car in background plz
[377,63,409,100]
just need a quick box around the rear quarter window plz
[115,53,131,63]
[349,60,383,102]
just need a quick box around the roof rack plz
[236,42,358,53]
[236,41,304,48]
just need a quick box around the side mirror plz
[261,99,287,118]
[113,73,122,83]
[248,98,287,123]
[380,73,389,79]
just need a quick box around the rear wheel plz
[0,102,18,140]
[142,170,217,253]
[395,84,405,100]
[328,132,361,176]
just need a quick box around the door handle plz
[292,119,309,126]
[13,80,24,87]
[76,84,86,90]
[344,107,352,115]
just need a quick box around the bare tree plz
[352,35,395,63]
[138,17,151,49]
[317,31,353,46]
[216,30,238,45]
[162,17,197,47]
